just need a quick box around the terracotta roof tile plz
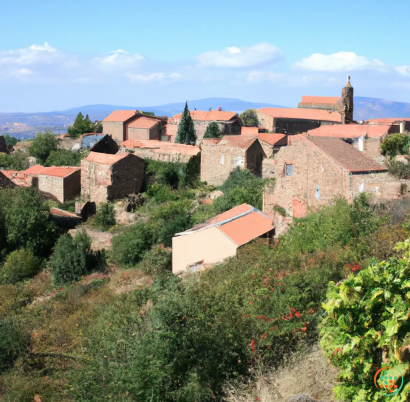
[208,204,254,224]
[299,96,340,105]
[168,110,237,123]
[0,170,30,187]
[258,133,287,146]
[83,152,130,166]
[128,116,159,129]
[24,165,46,175]
[203,135,257,149]
[259,107,342,123]
[24,165,80,178]
[122,139,200,156]
[50,208,81,218]
[241,127,259,135]
[103,110,137,122]
[367,118,410,124]
[307,136,387,172]
[307,124,391,138]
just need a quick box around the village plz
[1,76,410,276]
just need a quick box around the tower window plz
[285,164,293,176]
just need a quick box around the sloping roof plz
[24,165,80,178]
[50,208,81,218]
[175,203,274,246]
[122,139,200,156]
[83,152,130,166]
[259,107,342,123]
[367,118,410,125]
[203,135,257,149]
[128,116,160,129]
[307,136,387,173]
[103,110,137,122]
[307,124,391,139]
[241,127,259,135]
[299,96,340,105]
[169,110,237,123]
[258,133,287,146]
[0,170,30,187]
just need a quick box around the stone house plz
[306,124,395,158]
[81,152,145,204]
[263,135,408,235]
[200,136,266,186]
[0,165,81,203]
[256,134,287,158]
[172,203,274,275]
[102,110,166,143]
[121,139,200,163]
[167,109,242,143]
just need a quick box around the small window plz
[359,182,365,193]
[285,164,293,176]
[220,154,225,165]
[315,185,320,199]
[187,260,204,273]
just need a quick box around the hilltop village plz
[1,76,410,274]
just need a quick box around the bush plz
[138,244,172,276]
[388,160,410,179]
[68,112,95,138]
[320,241,410,401]
[28,131,58,164]
[4,135,19,147]
[0,249,42,284]
[381,132,410,157]
[92,202,116,231]
[0,151,29,171]
[145,160,182,189]
[0,317,27,373]
[45,149,83,167]
[49,231,105,285]
[240,109,259,127]
[203,121,222,138]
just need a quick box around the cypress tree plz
[175,102,197,145]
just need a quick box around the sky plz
[1,0,410,112]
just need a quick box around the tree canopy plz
[0,151,29,171]
[175,102,197,145]
[29,131,58,164]
[240,109,259,127]
[68,113,95,138]
[203,121,222,139]
[4,135,19,147]
[381,133,410,157]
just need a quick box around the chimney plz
[400,121,405,134]
[218,107,221,111]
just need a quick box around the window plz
[315,185,320,199]
[359,182,365,193]
[285,164,293,176]
[187,260,204,273]
[220,154,224,165]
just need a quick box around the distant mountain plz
[2,96,410,139]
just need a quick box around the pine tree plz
[68,112,96,138]
[203,121,222,139]
[175,102,197,145]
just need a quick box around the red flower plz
[267,345,271,349]
[270,327,276,331]
[265,319,270,323]
[262,333,267,339]
[290,307,296,312]
[250,339,255,352]
[293,329,297,333]
[295,311,301,318]
[289,312,293,319]
[281,316,288,320]
[302,327,307,332]
[250,301,253,306]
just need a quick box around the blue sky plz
[1,0,410,112]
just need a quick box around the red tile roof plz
[128,116,160,129]
[367,118,410,124]
[176,203,274,246]
[307,124,391,139]
[259,108,342,123]
[83,152,130,166]
[103,110,137,122]
[307,136,387,173]
[168,110,237,123]
[258,133,287,146]
[203,135,257,149]
[241,127,259,135]
[122,139,200,156]
[24,165,80,178]
[299,96,340,105]
[0,170,30,187]
[50,208,81,218]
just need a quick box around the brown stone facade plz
[128,124,160,141]
[263,135,409,235]
[123,147,197,163]
[103,121,125,143]
[81,154,145,204]
[200,138,266,186]
[38,170,81,203]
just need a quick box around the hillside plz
[2,96,410,139]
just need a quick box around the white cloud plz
[247,71,283,83]
[196,42,282,68]
[396,65,410,77]
[170,72,182,80]
[92,49,144,71]
[293,51,387,72]
[125,72,165,83]
[13,68,33,76]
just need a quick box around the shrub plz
[0,317,27,373]
[4,135,19,147]
[240,109,259,127]
[320,241,410,401]
[28,131,58,164]
[0,249,42,284]
[45,149,83,167]
[381,132,410,157]
[49,231,105,285]
[388,160,410,179]
[92,202,116,231]
[138,244,172,276]
[0,151,29,171]
[203,121,222,138]
[68,112,95,138]
[145,160,182,189]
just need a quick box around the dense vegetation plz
[0,150,29,170]
[240,108,259,127]
[68,112,97,138]
[1,157,410,401]
[4,135,19,147]
[203,121,222,138]
[29,131,58,164]
[381,132,410,157]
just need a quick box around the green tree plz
[29,131,58,164]
[240,108,259,127]
[0,248,42,284]
[0,317,27,374]
[68,112,95,138]
[94,120,103,133]
[381,132,410,157]
[4,135,19,147]
[92,202,116,231]
[203,121,222,139]
[175,102,197,145]
[0,151,29,170]
[44,149,83,167]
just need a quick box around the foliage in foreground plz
[45,149,86,167]
[0,317,27,374]
[320,239,410,402]
[0,150,28,171]
[203,121,222,138]
[388,160,410,179]
[381,133,410,157]
[28,131,58,164]
[0,249,42,285]
[240,108,259,127]
[91,202,116,231]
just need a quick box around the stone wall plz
[262,159,275,179]
[102,121,124,143]
[124,147,195,163]
[81,161,111,204]
[350,137,383,159]
[63,170,81,201]
[128,126,161,141]
[0,171,15,188]
[274,118,322,135]
[38,175,65,203]
[245,141,266,177]
[257,111,274,132]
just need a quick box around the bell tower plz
[341,75,354,124]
